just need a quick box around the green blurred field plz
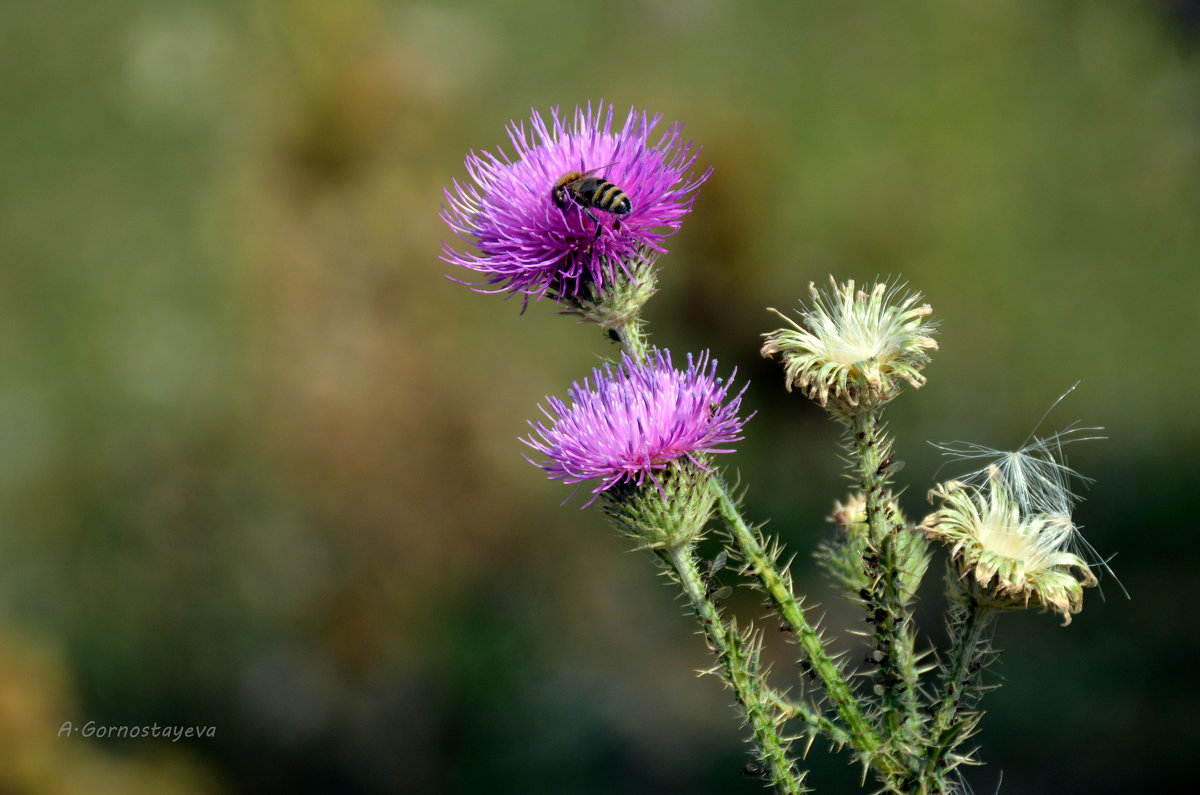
[1,1,1197,792]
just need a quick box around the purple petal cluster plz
[522,349,750,505]
[441,103,710,302]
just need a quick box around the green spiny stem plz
[612,315,650,360]
[615,311,903,787]
[768,689,852,748]
[661,544,808,795]
[922,596,995,791]
[846,411,924,766]
[618,316,809,791]
[710,477,884,763]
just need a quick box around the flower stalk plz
[615,300,819,791]
[847,409,924,755]
[607,313,650,359]
[710,476,881,755]
[921,591,996,790]
[660,543,809,795]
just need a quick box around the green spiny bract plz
[555,244,660,331]
[601,458,717,550]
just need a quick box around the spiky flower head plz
[761,277,937,415]
[441,103,710,306]
[922,417,1108,621]
[522,347,748,525]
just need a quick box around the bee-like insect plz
[551,164,632,235]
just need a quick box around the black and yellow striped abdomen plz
[552,171,632,216]
[580,179,632,215]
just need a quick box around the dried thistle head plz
[920,473,1097,624]
[761,277,937,416]
[925,387,1115,623]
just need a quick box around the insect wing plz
[580,162,619,178]
[572,177,607,197]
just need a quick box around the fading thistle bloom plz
[920,476,1097,623]
[441,103,710,305]
[761,277,937,414]
[923,405,1106,623]
[521,349,749,507]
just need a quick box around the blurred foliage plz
[0,0,1197,792]
[0,631,219,793]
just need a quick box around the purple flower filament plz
[441,103,710,303]
[523,350,750,506]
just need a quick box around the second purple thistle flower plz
[522,350,750,506]
[441,103,711,303]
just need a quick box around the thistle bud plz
[817,492,929,606]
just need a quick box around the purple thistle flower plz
[522,349,750,506]
[441,102,711,304]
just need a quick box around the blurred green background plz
[1,1,1197,792]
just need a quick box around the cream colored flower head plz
[761,277,937,415]
[920,410,1109,625]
